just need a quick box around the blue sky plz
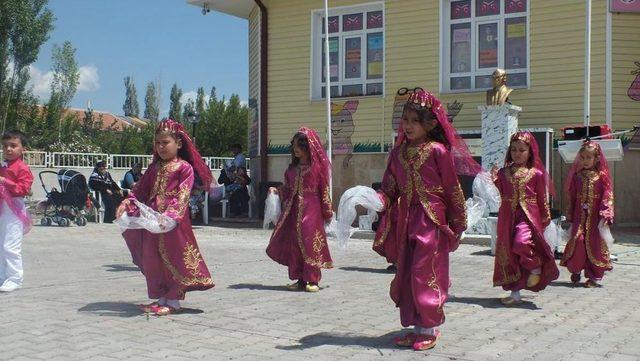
[29,0,248,117]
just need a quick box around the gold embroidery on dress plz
[427,252,444,315]
[158,234,213,287]
[292,167,333,269]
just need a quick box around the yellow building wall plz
[612,11,640,130]
[261,0,623,152]
[248,7,261,158]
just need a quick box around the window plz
[311,3,384,100]
[442,0,529,93]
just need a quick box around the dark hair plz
[401,102,449,148]
[154,128,193,162]
[289,132,310,167]
[1,130,28,147]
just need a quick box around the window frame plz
[310,2,385,101]
[440,0,530,94]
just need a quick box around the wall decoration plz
[451,0,471,19]
[331,100,359,168]
[611,0,640,13]
[629,61,640,101]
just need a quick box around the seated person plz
[89,161,123,223]
[121,163,143,190]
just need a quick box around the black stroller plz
[38,169,91,226]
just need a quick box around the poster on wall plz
[367,33,383,79]
[610,0,640,12]
[451,24,471,73]
[478,23,498,68]
[345,37,362,79]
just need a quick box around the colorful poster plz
[505,17,526,69]
[345,37,361,79]
[322,37,339,82]
[478,23,498,68]
[323,16,339,33]
[451,24,471,73]
[611,0,640,12]
[367,33,383,79]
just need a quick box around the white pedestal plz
[478,104,521,170]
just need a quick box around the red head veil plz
[395,89,482,176]
[564,140,612,196]
[154,119,213,190]
[505,131,556,197]
[296,127,332,185]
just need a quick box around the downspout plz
[255,0,268,184]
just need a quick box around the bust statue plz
[486,68,513,106]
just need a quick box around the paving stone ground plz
[2,223,640,361]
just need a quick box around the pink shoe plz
[138,302,161,313]
[412,330,441,351]
[394,332,417,347]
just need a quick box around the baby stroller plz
[38,169,91,226]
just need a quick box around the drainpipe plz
[254,0,268,184]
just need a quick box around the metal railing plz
[1,151,251,171]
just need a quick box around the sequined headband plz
[581,141,600,154]
[155,120,183,134]
[511,132,532,145]
[407,90,433,109]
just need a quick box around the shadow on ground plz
[227,283,291,292]
[102,264,139,272]
[276,331,400,351]
[447,295,540,310]
[339,266,393,274]
[78,302,204,317]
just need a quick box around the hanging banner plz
[610,0,640,12]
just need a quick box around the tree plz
[50,41,79,109]
[143,81,159,121]
[195,87,206,115]
[168,83,182,122]
[122,76,139,117]
[0,0,55,132]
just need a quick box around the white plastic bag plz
[263,191,282,229]
[336,186,384,248]
[465,196,487,230]
[543,221,568,251]
[472,171,501,214]
[598,220,615,248]
[114,200,177,234]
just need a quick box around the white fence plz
[1,151,250,171]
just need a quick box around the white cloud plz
[78,65,100,91]
[27,64,100,100]
[180,90,210,105]
[28,65,54,99]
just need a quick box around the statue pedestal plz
[477,104,521,170]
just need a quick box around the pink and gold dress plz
[122,158,214,300]
[374,141,467,329]
[493,166,559,291]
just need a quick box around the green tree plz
[123,76,139,117]
[0,0,55,132]
[50,41,79,109]
[48,41,79,141]
[195,87,206,115]
[168,83,182,121]
[143,81,159,121]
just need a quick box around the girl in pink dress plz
[492,131,559,306]
[266,127,333,293]
[375,89,481,351]
[117,119,214,316]
[561,141,614,288]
